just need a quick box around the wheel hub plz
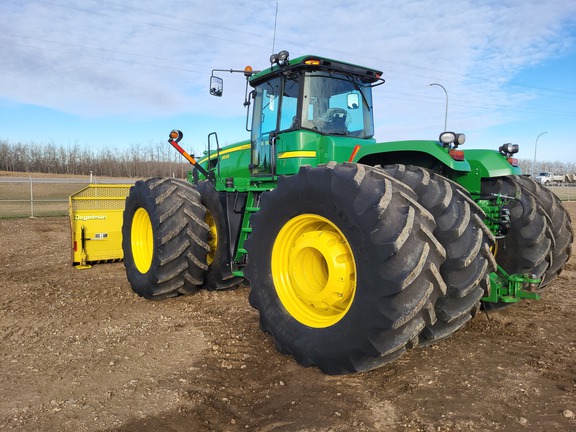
[272,214,356,328]
[205,210,217,266]
[289,230,354,310]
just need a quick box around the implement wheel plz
[122,178,210,299]
[195,181,244,290]
[381,165,496,344]
[245,162,446,375]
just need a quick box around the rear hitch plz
[476,194,514,238]
[483,267,541,303]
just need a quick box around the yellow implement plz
[69,184,132,268]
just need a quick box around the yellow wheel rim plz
[271,214,357,328]
[131,207,153,274]
[206,210,217,266]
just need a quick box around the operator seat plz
[321,108,348,134]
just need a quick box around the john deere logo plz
[75,215,107,221]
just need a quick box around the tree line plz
[1,139,575,178]
[525,159,576,176]
[0,139,193,178]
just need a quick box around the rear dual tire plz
[480,175,553,310]
[195,181,244,291]
[381,165,496,343]
[512,175,573,288]
[122,178,210,300]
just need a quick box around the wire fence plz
[547,185,576,202]
[0,175,136,218]
[1,175,574,219]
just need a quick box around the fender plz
[354,140,471,172]
[455,149,523,195]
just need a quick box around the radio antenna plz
[271,2,278,55]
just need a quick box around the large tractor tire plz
[480,176,553,310]
[245,162,447,375]
[195,180,244,291]
[513,175,573,288]
[122,178,210,300]
[381,165,496,344]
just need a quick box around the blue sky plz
[1,0,575,163]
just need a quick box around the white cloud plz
[0,0,575,146]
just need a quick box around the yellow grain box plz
[69,184,132,267]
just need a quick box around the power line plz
[4,37,574,118]
[377,88,576,117]
[85,0,269,40]
[0,33,202,68]
[38,0,268,50]
[5,0,576,120]
[2,40,203,75]
[31,0,576,102]
[508,82,576,97]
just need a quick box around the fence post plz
[29,175,35,219]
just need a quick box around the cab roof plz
[249,54,384,86]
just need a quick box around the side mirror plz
[347,93,360,109]
[210,75,223,97]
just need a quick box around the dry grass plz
[0,172,137,218]
[0,170,92,179]
[0,182,83,218]
[548,185,576,201]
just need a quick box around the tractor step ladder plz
[232,188,267,276]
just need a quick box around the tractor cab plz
[245,51,384,176]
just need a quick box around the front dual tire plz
[246,163,447,375]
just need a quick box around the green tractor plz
[121,51,573,375]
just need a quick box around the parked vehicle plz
[534,171,565,184]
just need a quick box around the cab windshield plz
[301,71,374,138]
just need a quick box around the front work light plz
[455,133,466,146]
[439,131,456,145]
[277,50,289,65]
[439,131,466,148]
[499,143,519,156]
[270,50,290,67]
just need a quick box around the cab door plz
[250,75,300,176]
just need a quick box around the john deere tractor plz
[122,51,573,375]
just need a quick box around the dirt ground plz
[1,203,575,432]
